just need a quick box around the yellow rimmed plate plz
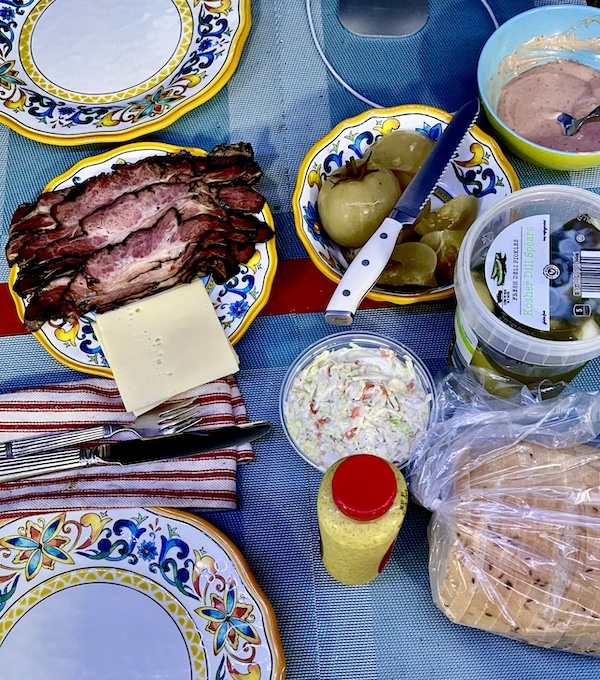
[0,507,286,680]
[0,0,250,145]
[9,142,277,377]
[293,104,520,305]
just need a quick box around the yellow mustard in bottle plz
[317,453,408,585]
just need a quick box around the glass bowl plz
[279,331,437,472]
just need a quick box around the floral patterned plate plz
[0,0,250,145]
[292,104,520,305]
[9,142,277,377]
[0,507,286,680]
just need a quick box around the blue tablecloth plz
[1,0,600,678]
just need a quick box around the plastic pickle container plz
[317,454,408,585]
[452,185,600,397]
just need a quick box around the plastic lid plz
[331,454,397,521]
[455,186,600,367]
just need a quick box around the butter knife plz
[0,421,271,483]
[324,98,481,326]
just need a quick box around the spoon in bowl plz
[558,106,600,136]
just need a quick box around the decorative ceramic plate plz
[0,0,250,145]
[9,142,277,377]
[293,104,520,305]
[0,507,286,680]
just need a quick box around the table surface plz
[1,0,600,678]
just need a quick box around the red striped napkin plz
[0,376,254,515]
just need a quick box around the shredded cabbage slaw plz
[284,343,432,469]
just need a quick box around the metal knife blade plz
[324,98,481,326]
[82,421,271,465]
[0,421,271,483]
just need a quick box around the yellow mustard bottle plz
[317,454,408,585]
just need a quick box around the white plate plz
[9,142,277,377]
[0,0,250,145]
[0,507,286,680]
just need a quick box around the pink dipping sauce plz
[497,59,600,153]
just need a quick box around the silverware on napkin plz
[0,421,271,483]
[0,398,204,460]
[324,98,481,326]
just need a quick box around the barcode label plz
[579,250,600,298]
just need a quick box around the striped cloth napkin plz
[0,376,254,515]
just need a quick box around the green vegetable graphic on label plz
[490,252,507,286]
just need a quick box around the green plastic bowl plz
[477,5,600,171]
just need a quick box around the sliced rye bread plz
[434,440,600,654]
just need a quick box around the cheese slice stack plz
[92,280,239,415]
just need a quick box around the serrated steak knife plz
[0,421,271,483]
[324,98,480,326]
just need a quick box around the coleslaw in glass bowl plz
[279,332,436,472]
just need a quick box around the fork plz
[0,398,204,460]
[558,106,600,136]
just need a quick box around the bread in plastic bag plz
[407,369,600,655]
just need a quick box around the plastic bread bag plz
[406,368,600,655]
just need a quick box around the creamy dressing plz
[497,59,600,152]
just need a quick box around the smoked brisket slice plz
[51,153,200,227]
[7,156,191,263]
[6,189,71,263]
[21,209,271,331]
[13,184,228,292]
[10,144,257,235]
[230,243,258,264]
[24,275,75,332]
[208,142,254,163]
[218,185,266,213]
[19,180,219,265]
[8,188,70,236]
[83,211,228,291]
[9,154,197,234]
[68,245,237,317]
[202,142,262,186]
[10,143,272,332]
[6,149,258,263]
[12,255,86,296]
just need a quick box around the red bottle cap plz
[331,454,397,521]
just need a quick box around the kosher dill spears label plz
[484,214,550,332]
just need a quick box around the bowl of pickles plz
[292,104,520,304]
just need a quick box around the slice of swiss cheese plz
[92,280,239,415]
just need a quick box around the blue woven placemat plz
[1,0,600,677]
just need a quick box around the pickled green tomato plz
[317,159,401,248]
[436,195,479,230]
[378,242,438,287]
[420,230,466,284]
[414,195,479,236]
[376,194,478,289]
[366,130,434,191]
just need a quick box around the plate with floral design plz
[9,142,277,377]
[292,103,520,305]
[0,507,286,680]
[0,0,250,145]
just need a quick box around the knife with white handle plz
[324,98,480,326]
